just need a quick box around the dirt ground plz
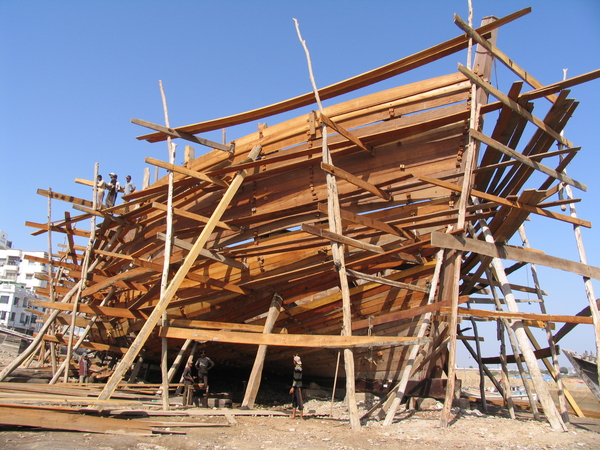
[1,348,599,450]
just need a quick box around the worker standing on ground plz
[78,353,89,384]
[182,360,197,407]
[289,355,304,419]
[195,350,214,406]
[105,173,120,208]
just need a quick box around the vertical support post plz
[242,293,283,409]
[159,79,177,411]
[440,14,497,428]
[294,18,359,429]
[63,163,98,383]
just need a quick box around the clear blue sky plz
[1,0,599,368]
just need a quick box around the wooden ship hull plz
[5,6,600,431]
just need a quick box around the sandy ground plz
[1,349,599,450]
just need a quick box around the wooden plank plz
[470,129,586,191]
[441,306,593,324]
[159,233,248,270]
[432,231,600,280]
[25,221,91,238]
[0,405,153,435]
[345,269,429,293]
[41,334,130,354]
[146,156,229,187]
[34,301,145,320]
[153,202,238,231]
[352,295,470,330]
[319,113,374,155]
[321,162,391,200]
[134,118,234,153]
[301,223,384,253]
[316,203,409,239]
[160,327,429,348]
[37,188,94,208]
[419,175,591,228]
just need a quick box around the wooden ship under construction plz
[2,7,600,432]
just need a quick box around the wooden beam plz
[145,156,229,187]
[453,13,557,102]
[133,118,234,153]
[321,162,391,201]
[432,231,600,280]
[458,64,573,148]
[470,129,586,191]
[160,327,429,348]
[419,175,591,228]
[319,113,374,155]
[301,223,384,254]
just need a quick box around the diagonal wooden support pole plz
[242,293,284,409]
[97,144,262,401]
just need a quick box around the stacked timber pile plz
[2,6,600,434]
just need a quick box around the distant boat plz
[463,384,537,403]
[563,349,600,403]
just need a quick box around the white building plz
[0,248,49,334]
[0,230,11,250]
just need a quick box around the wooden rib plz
[458,64,573,148]
[470,129,586,191]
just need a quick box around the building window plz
[7,256,20,265]
[9,312,15,321]
[19,313,26,324]
[0,311,5,320]
[25,274,33,280]
[0,295,9,304]
[0,259,6,266]
[13,297,19,306]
